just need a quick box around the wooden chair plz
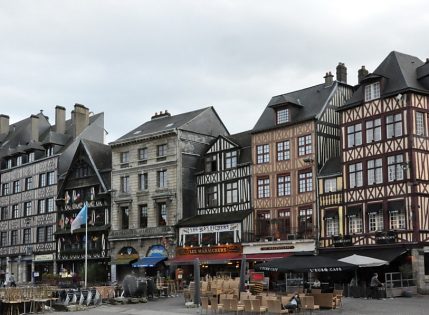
[267,299,288,315]
[244,299,253,314]
[311,288,321,294]
[230,298,245,315]
[210,296,224,314]
[300,296,320,314]
[221,298,231,313]
[201,296,212,314]
[251,298,268,314]
[333,289,343,308]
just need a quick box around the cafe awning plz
[254,255,356,273]
[338,254,388,268]
[319,246,408,263]
[168,253,242,265]
[132,256,167,268]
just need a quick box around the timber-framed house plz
[322,51,429,293]
[250,64,353,259]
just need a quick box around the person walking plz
[9,273,16,287]
[369,273,383,299]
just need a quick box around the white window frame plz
[416,112,425,136]
[324,178,337,193]
[349,163,363,188]
[367,158,383,185]
[364,82,380,101]
[366,118,381,143]
[389,211,406,230]
[326,217,339,236]
[347,123,362,147]
[368,212,384,232]
[277,108,289,124]
[388,155,404,182]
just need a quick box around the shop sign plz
[34,254,54,262]
[332,235,352,247]
[176,244,242,256]
[375,231,396,244]
[115,246,139,264]
[181,223,240,234]
[147,245,168,257]
[260,245,295,251]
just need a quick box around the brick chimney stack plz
[73,103,89,138]
[151,110,172,120]
[358,66,369,83]
[55,106,66,134]
[0,114,10,135]
[30,114,39,141]
[324,71,334,86]
[336,62,347,83]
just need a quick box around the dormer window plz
[28,152,35,163]
[364,82,380,101]
[276,108,289,124]
[46,145,54,157]
[6,159,12,169]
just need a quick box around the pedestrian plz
[283,292,301,312]
[9,273,16,287]
[368,273,383,299]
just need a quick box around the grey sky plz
[0,0,428,142]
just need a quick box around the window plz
[324,178,337,193]
[6,159,12,169]
[38,199,46,214]
[23,228,31,244]
[46,226,53,242]
[368,212,384,232]
[47,171,55,185]
[219,231,234,244]
[366,119,381,143]
[37,227,45,243]
[425,252,429,276]
[277,141,290,161]
[24,202,32,216]
[257,177,270,198]
[389,201,406,230]
[202,233,216,246]
[364,82,380,101]
[12,204,19,219]
[13,180,20,194]
[349,163,363,188]
[16,156,22,166]
[0,232,7,246]
[0,207,7,220]
[11,230,18,245]
[277,108,289,124]
[367,158,383,185]
[277,210,290,240]
[416,112,425,136]
[138,173,148,191]
[256,144,270,164]
[39,173,47,187]
[120,151,129,168]
[120,176,130,193]
[25,177,33,191]
[348,207,362,234]
[347,123,362,147]
[139,204,148,228]
[388,155,404,182]
[138,148,148,162]
[298,171,313,193]
[157,170,167,188]
[158,202,167,226]
[205,155,217,172]
[2,183,9,196]
[206,185,218,207]
[386,113,403,138]
[157,144,167,159]
[326,216,339,236]
[185,234,199,246]
[225,182,238,204]
[28,152,35,162]
[298,208,313,238]
[298,135,312,156]
[121,207,129,229]
[225,151,237,169]
[46,145,54,157]
[47,198,54,212]
[256,212,271,238]
[277,174,291,196]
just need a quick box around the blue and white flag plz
[71,203,88,234]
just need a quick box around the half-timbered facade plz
[109,108,228,281]
[327,51,429,293]
[0,104,105,284]
[174,132,252,274]
[251,65,353,258]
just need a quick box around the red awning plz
[245,253,293,261]
[168,253,242,265]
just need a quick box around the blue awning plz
[132,256,167,268]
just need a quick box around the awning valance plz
[347,207,361,217]
[388,200,405,212]
[367,203,383,213]
[168,253,242,265]
[245,253,292,261]
[324,210,338,219]
[319,247,409,263]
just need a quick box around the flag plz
[71,203,88,234]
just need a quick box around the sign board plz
[250,272,265,282]
[176,244,241,256]
[34,254,54,261]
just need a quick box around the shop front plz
[112,246,140,282]
[132,245,169,277]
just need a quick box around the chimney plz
[55,105,66,134]
[0,114,10,135]
[151,110,172,120]
[73,103,89,138]
[30,114,39,141]
[336,62,347,83]
[358,66,369,84]
[324,71,334,86]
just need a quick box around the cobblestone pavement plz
[50,295,429,315]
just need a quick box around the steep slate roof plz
[226,130,252,164]
[319,156,341,178]
[176,209,252,227]
[343,51,429,109]
[252,82,337,133]
[112,107,212,143]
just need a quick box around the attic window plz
[276,108,289,124]
[364,82,380,102]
